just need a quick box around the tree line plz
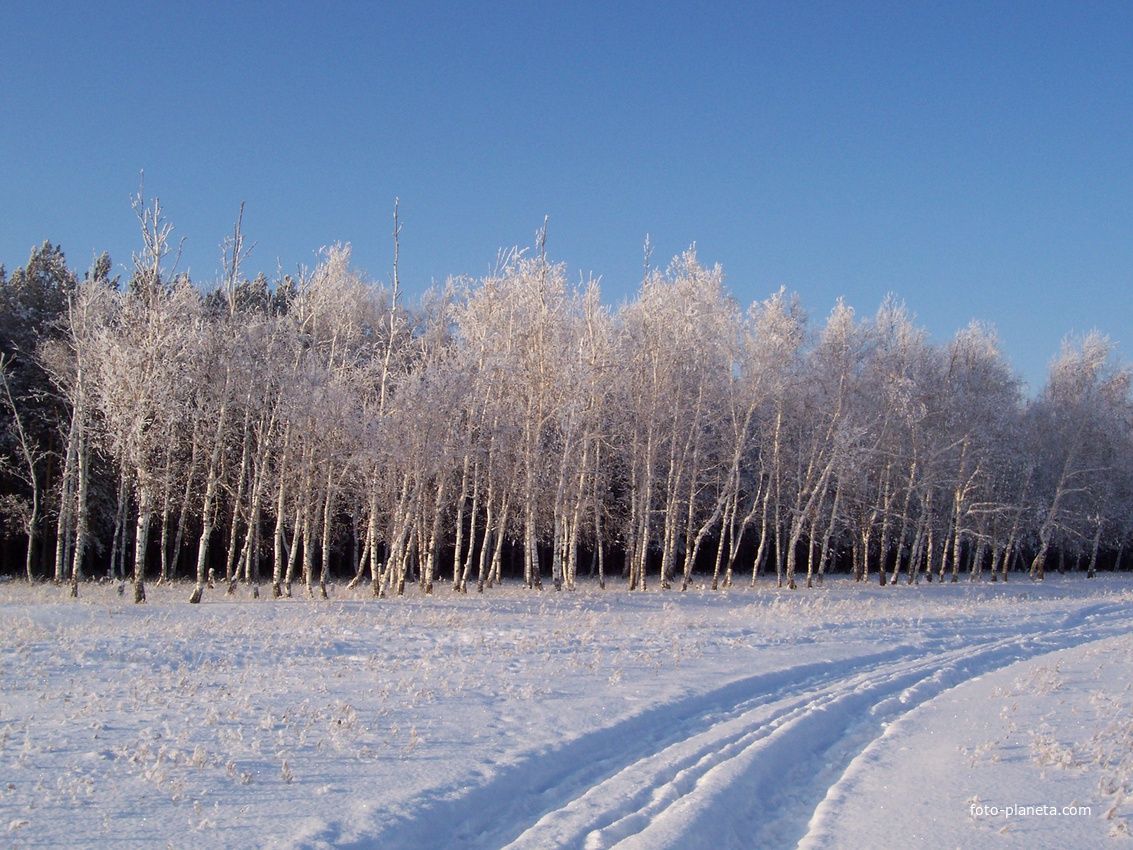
[1,198,1130,602]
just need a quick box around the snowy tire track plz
[359,600,1133,850]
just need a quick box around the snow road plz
[361,599,1133,850]
[2,577,1133,849]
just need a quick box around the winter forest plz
[2,198,1131,604]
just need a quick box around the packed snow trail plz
[355,600,1133,850]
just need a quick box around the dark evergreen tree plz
[0,243,80,576]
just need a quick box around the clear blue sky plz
[2,1,1130,392]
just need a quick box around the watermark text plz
[970,803,1091,819]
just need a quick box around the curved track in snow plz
[356,599,1133,850]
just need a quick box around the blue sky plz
[2,1,1130,392]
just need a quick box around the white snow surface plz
[2,575,1132,849]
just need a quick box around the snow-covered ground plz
[2,575,1131,849]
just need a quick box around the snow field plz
[1,575,1131,849]
[800,630,1133,848]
